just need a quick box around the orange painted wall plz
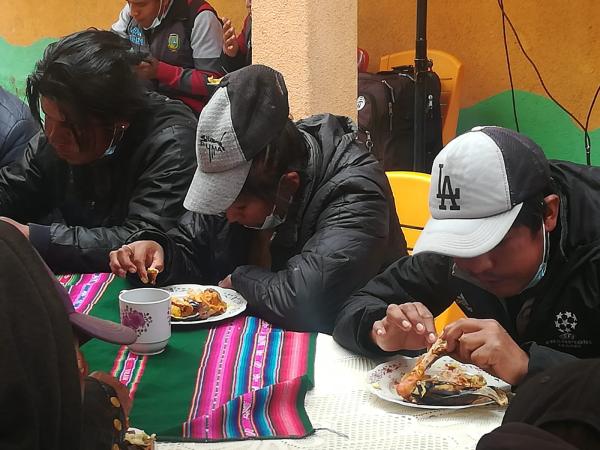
[358,0,600,129]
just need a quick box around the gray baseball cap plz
[184,65,290,215]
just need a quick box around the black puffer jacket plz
[0,87,39,167]
[0,92,197,273]
[333,160,600,381]
[130,114,407,332]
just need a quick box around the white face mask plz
[143,0,166,30]
[243,176,296,231]
[244,205,286,231]
[522,222,550,291]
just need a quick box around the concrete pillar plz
[252,0,358,121]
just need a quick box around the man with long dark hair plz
[0,30,197,274]
[109,65,406,333]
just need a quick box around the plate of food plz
[367,338,510,409]
[163,284,247,325]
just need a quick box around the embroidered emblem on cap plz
[198,132,228,162]
[436,163,461,210]
[167,33,180,52]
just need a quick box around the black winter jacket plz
[333,160,600,382]
[130,114,407,332]
[0,92,197,273]
[0,87,39,167]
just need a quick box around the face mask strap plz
[522,222,550,292]
[103,124,126,157]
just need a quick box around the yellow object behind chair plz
[380,49,464,146]
[386,171,466,329]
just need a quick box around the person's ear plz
[543,194,560,232]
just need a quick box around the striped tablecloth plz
[59,274,317,443]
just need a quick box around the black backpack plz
[357,66,443,172]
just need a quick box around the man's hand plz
[134,56,159,80]
[0,217,30,238]
[222,18,239,57]
[371,302,437,352]
[441,318,529,385]
[218,274,233,289]
[109,240,164,284]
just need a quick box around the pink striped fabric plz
[183,315,315,440]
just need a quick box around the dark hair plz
[240,120,308,201]
[512,180,556,233]
[26,29,147,127]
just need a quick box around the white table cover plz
[157,334,505,450]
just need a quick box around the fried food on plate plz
[170,288,227,319]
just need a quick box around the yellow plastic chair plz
[380,49,464,146]
[386,171,431,254]
[386,171,466,332]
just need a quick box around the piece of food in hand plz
[146,268,159,285]
[395,337,448,399]
[124,427,156,450]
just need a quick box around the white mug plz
[119,288,171,355]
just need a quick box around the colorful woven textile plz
[59,274,316,442]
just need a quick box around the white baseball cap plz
[413,126,551,258]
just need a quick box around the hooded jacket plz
[333,160,600,381]
[129,114,407,332]
[0,92,197,274]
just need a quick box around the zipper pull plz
[381,80,395,132]
[365,130,374,152]
[427,94,434,118]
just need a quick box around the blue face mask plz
[522,223,549,291]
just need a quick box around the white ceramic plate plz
[367,355,510,410]
[163,284,247,325]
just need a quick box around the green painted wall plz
[458,91,600,165]
[0,37,54,97]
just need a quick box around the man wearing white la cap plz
[334,126,600,386]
